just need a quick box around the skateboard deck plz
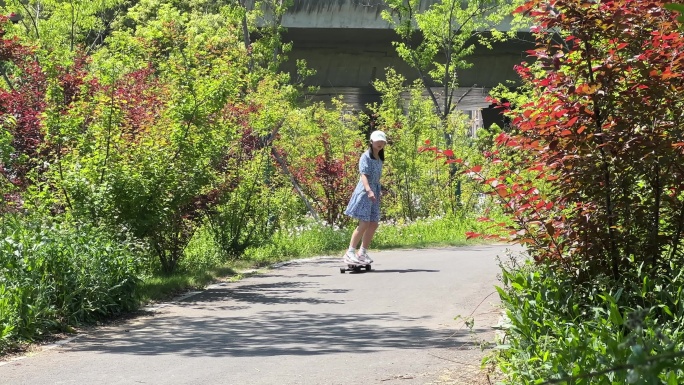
[340,256,372,273]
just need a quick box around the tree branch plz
[0,64,15,91]
[584,38,618,279]
[14,0,40,40]
[271,147,319,220]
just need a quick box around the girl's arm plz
[360,174,377,202]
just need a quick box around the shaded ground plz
[0,245,512,385]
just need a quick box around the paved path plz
[0,245,514,385]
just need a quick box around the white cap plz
[370,130,387,142]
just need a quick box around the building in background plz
[277,0,533,131]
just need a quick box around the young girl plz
[344,130,387,264]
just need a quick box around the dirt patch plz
[429,354,502,385]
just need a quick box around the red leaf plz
[496,186,510,198]
[442,149,454,157]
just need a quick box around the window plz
[469,109,483,138]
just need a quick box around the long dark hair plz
[368,142,385,161]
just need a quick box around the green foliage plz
[370,70,491,220]
[373,213,493,248]
[665,4,684,24]
[373,72,443,219]
[0,114,14,164]
[0,0,129,80]
[0,213,143,353]
[276,100,364,227]
[46,1,301,273]
[381,0,521,121]
[177,223,223,274]
[241,213,490,266]
[381,0,515,84]
[242,218,350,266]
[485,0,684,277]
[495,258,684,384]
[206,148,299,257]
[378,0,523,218]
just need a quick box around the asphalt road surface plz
[0,244,517,385]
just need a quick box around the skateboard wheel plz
[365,265,371,271]
[340,268,346,274]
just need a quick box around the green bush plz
[373,213,489,248]
[495,259,684,384]
[0,214,143,353]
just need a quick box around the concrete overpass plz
[277,0,521,30]
[272,0,534,119]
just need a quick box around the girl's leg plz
[349,220,370,249]
[361,221,379,249]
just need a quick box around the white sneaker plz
[359,252,373,264]
[344,250,362,264]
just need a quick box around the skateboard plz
[340,256,372,273]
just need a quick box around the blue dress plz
[344,150,383,222]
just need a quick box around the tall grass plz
[136,225,236,303]
[237,213,492,265]
[0,214,143,354]
[373,214,486,249]
[240,220,351,266]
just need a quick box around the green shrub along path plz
[0,245,512,385]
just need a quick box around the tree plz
[284,101,363,227]
[381,0,523,206]
[0,0,129,56]
[466,0,684,280]
[46,1,297,273]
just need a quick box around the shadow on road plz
[367,269,440,274]
[59,253,505,361]
[186,281,341,306]
[69,310,487,358]
[65,274,488,358]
